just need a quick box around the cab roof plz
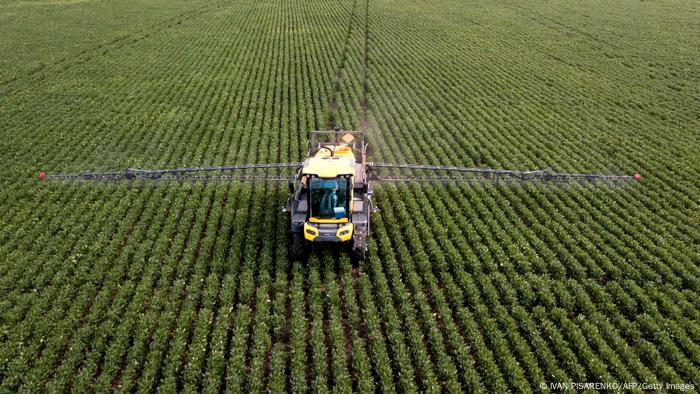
[301,156,355,178]
[302,145,356,177]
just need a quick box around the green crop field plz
[1,0,698,392]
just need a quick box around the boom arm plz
[366,163,640,183]
[39,163,302,182]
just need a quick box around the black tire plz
[291,232,308,260]
[351,221,370,264]
[351,235,368,264]
[351,245,367,264]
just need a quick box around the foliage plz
[0,0,698,391]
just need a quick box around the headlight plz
[338,230,350,236]
[306,229,316,235]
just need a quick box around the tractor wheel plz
[291,232,308,261]
[351,227,368,264]
[351,245,367,264]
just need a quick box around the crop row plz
[330,0,698,391]
[0,0,354,391]
[1,0,698,392]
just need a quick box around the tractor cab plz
[287,130,372,259]
[297,154,356,242]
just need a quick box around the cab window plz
[309,176,349,218]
